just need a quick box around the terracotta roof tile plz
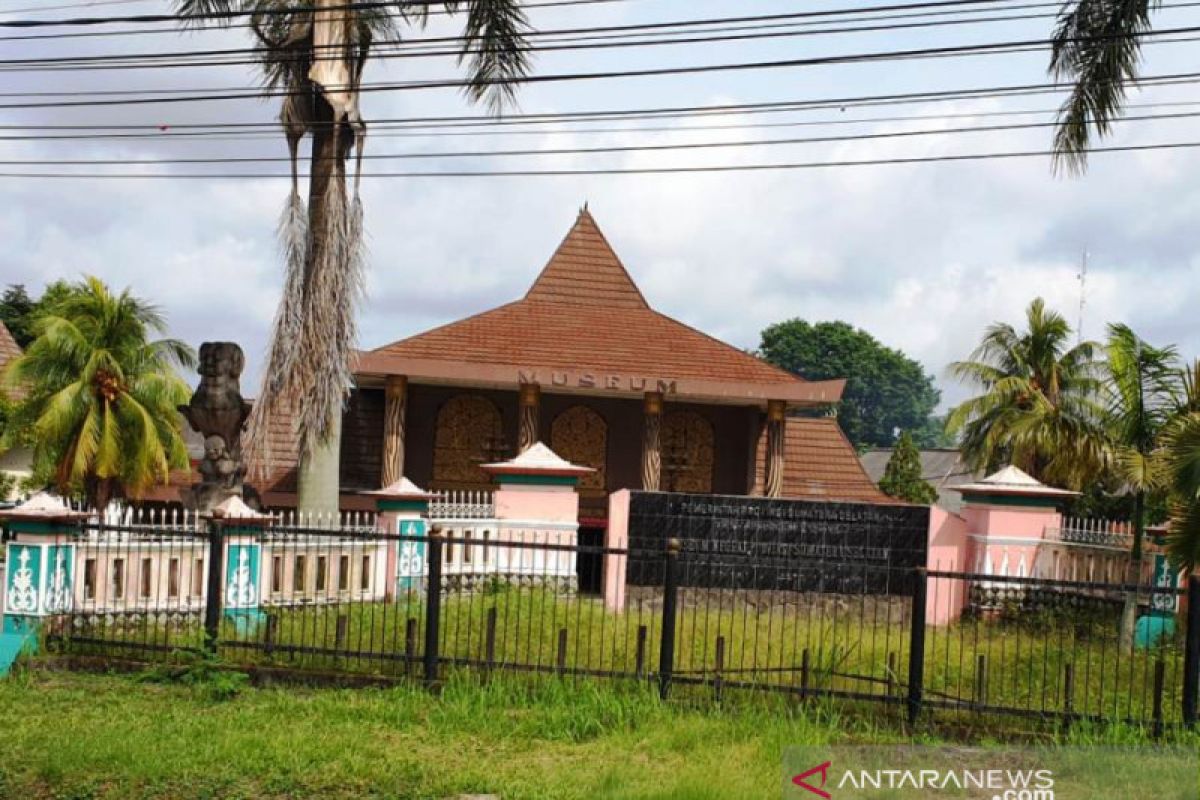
[753,417,890,504]
[0,321,21,371]
[373,209,804,387]
[0,320,24,400]
[524,210,649,309]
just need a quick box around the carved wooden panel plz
[432,394,502,488]
[662,410,715,494]
[551,405,607,492]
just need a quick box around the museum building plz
[251,208,886,516]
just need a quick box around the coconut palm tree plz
[1157,359,1200,571]
[1103,324,1177,560]
[1,277,195,510]
[174,1,532,512]
[1102,323,1179,645]
[1048,1,1161,173]
[946,298,1107,489]
[1165,413,1200,570]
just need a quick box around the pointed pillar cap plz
[206,495,274,524]
[0,491,90,523]
[362,477,437,502]
[956,465,1078,502]
[482,441,594,478]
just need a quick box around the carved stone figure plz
[179,342,252,511]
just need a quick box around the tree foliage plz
[1,277,195,509]
[945,300,1200,570]
[1165,413,1200,570]
[0,282,72,349]
[946,298,1107,490]
[1161,365,1200,571]
[758,320,940,449]
[1102,323,1178,561]
[878,430,938,505]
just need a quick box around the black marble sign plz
[625,492,930,595]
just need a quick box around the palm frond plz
[1049,0,1160,174]
[449,0,533,114]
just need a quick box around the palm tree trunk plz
[296,93,343,515]
[1119,490,1147,649]
[298,407,341,516]
[88,476,116,515]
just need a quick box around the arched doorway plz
[432,394,503,489]
[550,405,608,493]
[662,410,715,493]
[551,405,608,594]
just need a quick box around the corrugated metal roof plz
[859,447,980,512]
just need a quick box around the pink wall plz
[603,490,630,612]
[494,483,580,524]
[926,507,969,625]
[962,505,1059,543]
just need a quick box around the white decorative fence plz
[428,489,577,590]
[972,516,1158,589]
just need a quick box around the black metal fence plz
[23,521,1200,734]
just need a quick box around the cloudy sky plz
[3,0,1200,409]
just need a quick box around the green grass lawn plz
[0,669,900,800]
[0,667,1194,800]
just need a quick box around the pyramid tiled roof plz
[359,209,843,406]
[0,320,24,400]
[0,321,21,370]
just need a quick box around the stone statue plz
[179,342,252,512]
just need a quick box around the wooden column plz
[381,375,408,487]
[518,382,540,453]
[764,400,786,498]
[642,392,663,491]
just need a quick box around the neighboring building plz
[860,447,981,512]
[166,208,888,514]
[0,320,32,500]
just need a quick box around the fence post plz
[485,606,498,671]
[203,521,225,653]
[1153,659,1166,740]
[714,635,726,703]
[1184,575,1200,729]
[635,624,648,679]
[557,628,569,676]
[263,613,277,657]
[404,617,418,679]
[658,537,682,701]
[1063,663,1075,733]
[423,526,444,685]
[906,566,928,726]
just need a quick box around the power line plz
[0,0,1019,29]
[0,10,1115,75]
[7,70,1200,132]
[0,2,1109,70]
[0,0,1066,42]
[11,98,1200,142]
[5,26,1200,109]
[2,138,1197,178]
[3,107,1197,164]
[0,0,151,13]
